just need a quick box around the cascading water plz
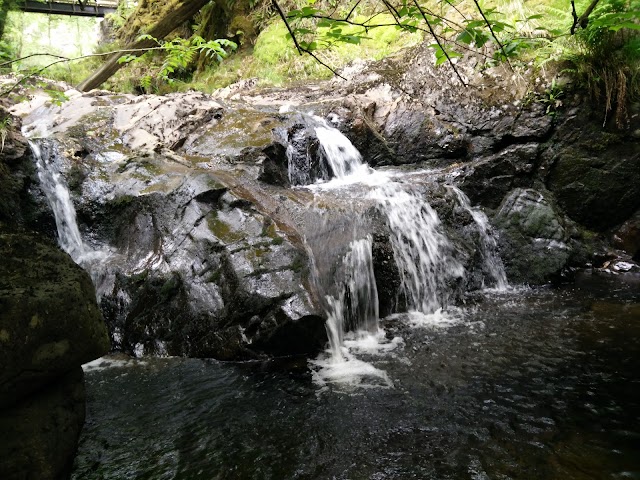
[30,139,86,261]
[287,115,372,186]
[29,137,112,293]
[314,119,370,180]
[371,184,464,314]
[324,236,379,361]
[448,185,509,290]
[297,115,509,385]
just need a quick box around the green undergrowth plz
[1,0,638,125]
[165,15,423,91]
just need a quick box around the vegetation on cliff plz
[0,0,638,123]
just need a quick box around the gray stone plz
[493,188,573,283]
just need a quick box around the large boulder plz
[0,229,108,480]
[542,100,640,231]
[0,231,110,407]
[614,208,640,261]
[493,188,590,284]
[0,368,86,480]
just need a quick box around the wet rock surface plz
[0,229,109,480]
[493,188,590,284]
[9,49,640,362]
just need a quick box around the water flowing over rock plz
[12,52,640,363]
[324,236,380,360]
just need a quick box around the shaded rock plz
[0,368,85,480]
[0,108,54,233]
[543,107,640,231]
[459,143,539,209]
[372,232,402,317]
[257,142,289,186]
[493,188,587,283]
[0,231,110,408]
[614,209,640,261]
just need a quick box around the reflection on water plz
[72,272,640,480]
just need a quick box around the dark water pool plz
[72,272,640,480]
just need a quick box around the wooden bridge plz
[20,0,118,17]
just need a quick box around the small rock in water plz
[613,261,635,272]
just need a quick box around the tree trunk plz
[0,0,17,41]
[76,0,211,92]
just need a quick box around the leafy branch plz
[275,0,548,84]
[0,47,165,97]
[0,35,236,97]
[119,34,237,89]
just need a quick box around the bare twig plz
[272,0,346,80]
[0,53,70,68]
[471,0,513,71]
[272,0,304,55]
[411,0,466,86]
[0,47,166,97]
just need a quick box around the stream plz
[23,101,640,480]
[72,273,640,479]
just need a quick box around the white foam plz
[342,329,404,355]
[388,308,463,329]
[82,356,146,372]
[310,328,403,389]
[310,350,393,389]
[305,165,392,191]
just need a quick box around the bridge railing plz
[20,0,119,17]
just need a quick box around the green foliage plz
[0,39,16,67]
[116,34,237,92]
[43,88,69,106]
[0,114,12,153]
[563,0,640,126]
[540,78,564,116]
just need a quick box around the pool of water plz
[72,272,640,480]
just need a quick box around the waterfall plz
[302,116,510,384]
[29,137,112,295]
[448,186,509,290]
[325,236,380,361]
[287,115,372,185]
[371,184,465,314]
[30,139,86,261]
[314,121,365,179]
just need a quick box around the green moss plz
[207,213,245,243]
[32,340,71,364]
[261,221,278,239]
[108,194,136,210]
[159,275,181,300]
[290,254,307,273]
[247,246,269,264]
[207,269,222,283]
[29,315,41,328]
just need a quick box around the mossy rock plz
[0,368,85,480]
[494,188,572,284]
[0,231,110,408]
